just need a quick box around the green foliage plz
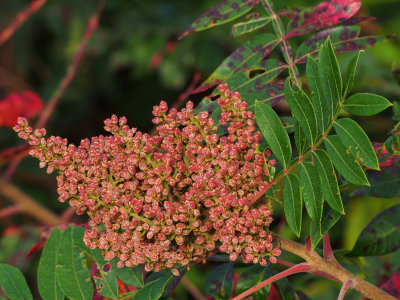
[283,174,302,237]
[342,93,393,116]
[348,204,400,257]
[204,263,234,300]
[235,265,271,300]
[37,227,64,300]
[0,264,33,300]
[255,101,292,168]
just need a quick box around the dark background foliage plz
[0,0,399,299]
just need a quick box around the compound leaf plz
[283,174,302,237]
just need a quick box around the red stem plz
[4,0,106,180]
[323,232,335,260]
[0,205,22,219]
[0,0,46,46]
[338,279,353,300]
[232,263,312,300]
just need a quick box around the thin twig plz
[181,276,205,300]
[0,178,60,225]
[233,263,312,300]
[0,0,47,46]
[338,279,353,300]
[0,205,22,219]
[4,0,106,180]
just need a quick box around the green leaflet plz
[312,149,344,214]
[324,135,369,186]
[132,272,174,300]
[306,56,327,133]
[342,93,392,116]
[318,38,342,120]
[56,226,93,300]
[300,162,323,225]
[285,78,318,145]
[235,265,271,300]
[310,205,342,249]
[204,263,234,299]
[179,0,261,39]
[111,260,144,288]
[283,174,302,237]
[343,50,362,98]
[294,121,306,155]
[334,118,379,170]
[38,227,64,300]
[255,101,292,168]
[68,226,118,299]
[348,204,400,257]
[231,16,272,37]
[0,264,33,300]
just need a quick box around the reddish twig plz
[0,205,22,219]
[338,279,354,300]
[4,0,106,180]
[233,263,312,300]
[171,72,201,110]
[0,0,47,46]
[323,232,335,260]
[60,207,76,225]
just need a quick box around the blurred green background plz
[0,0,399,299]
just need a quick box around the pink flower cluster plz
[14,84,280,275]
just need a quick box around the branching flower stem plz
[273,234,396,300]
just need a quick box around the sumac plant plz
[1,0,400,300]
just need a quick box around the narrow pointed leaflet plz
[306,56,326,133]
[255,101,292,168]
[38,227,64,300]
[300,162,323,225]
[342,93,392,116]
[334,118,379,170]
[283,174,302,237]
[312,149,344,214]
[324,135,369,185]
[0,264,33,300]
[285,78,318,145]
[343,50,362,98]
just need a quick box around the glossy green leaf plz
[348,204,400,256]
[231,16,272,37]
[204,263,234,299]
[38,227,64,300]
[334,118,379,170]
[0,264,33,300]
[306,56,327,132]
[235,265,270,300]
[310,204,341,248]
[69,226,119,299]
[111,260,144,288]
[343,93,392,116]
[283,174,302,237]
[132,272,174,300]
[87,249,118,299]
[343,50,362,98]
[318,38,342,120]
[56,226,93,300]
[312,149,344,214]
[294,121,306,155]
[324,135,369,185]
[300,162,323,225]
[255,101,292,168]
[285,78,318,144]
[179,0,261,39]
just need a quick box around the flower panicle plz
[14,84,280,275]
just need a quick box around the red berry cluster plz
[14,84,280,275]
